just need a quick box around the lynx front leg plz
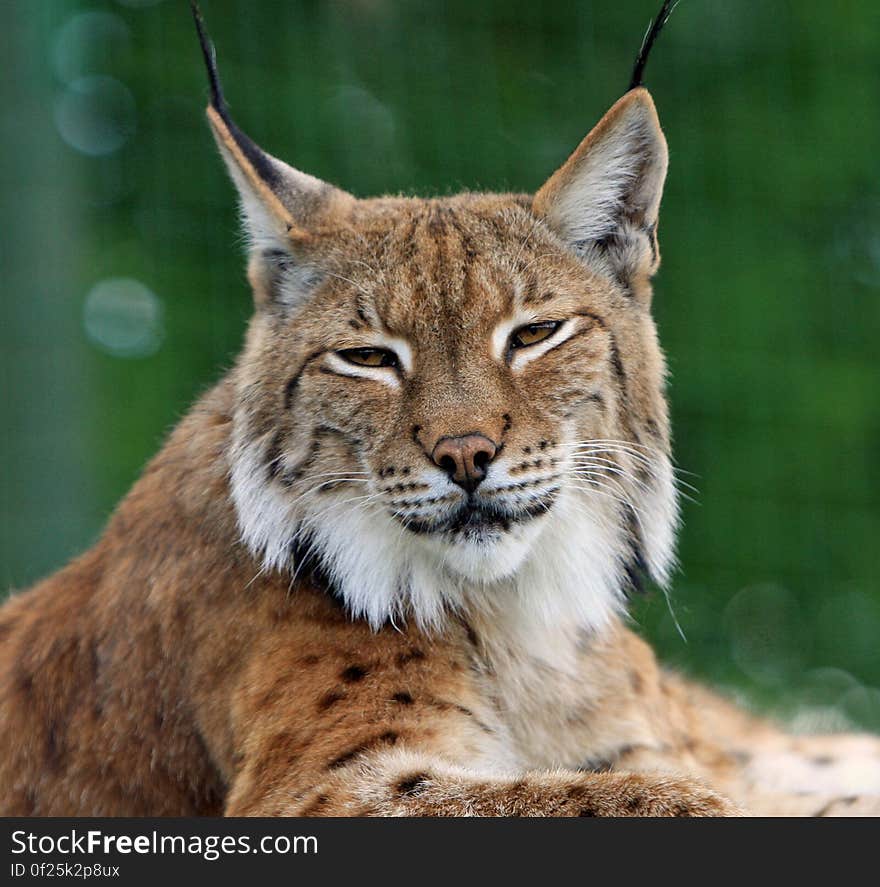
[226,749,745,817]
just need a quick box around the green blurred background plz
[1,0,878,729]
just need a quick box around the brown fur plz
[2,82,878,817]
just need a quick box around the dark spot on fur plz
[300,654,320,666]
[396,649,426,667]
[812,755,834,767]
[730,749,752,765]
[814,798,844,816]
[396,772,431,797]
[341,665,368,683]
[256,674,290,709]
[318,691,345,711]
[265,432,284,481]
[392,691,414,705]
[300,794,330,816]
[463,622,480,649]
[463,711,494,735]
[45,720,64,770]
[16,667,34,697]
[645,222,658,263]
[251,731,304,784]
[580,756,614,773]
[611,744,638,763]
[328,744,368,770]
[608,336,627,393]
[578,807,597,817]
[630,670,644,693]
[498,777,522,795]
[328,732,399,770]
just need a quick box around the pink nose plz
[431,434,498,492]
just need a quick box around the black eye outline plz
[508,320,564,352]
[336,347,400,369]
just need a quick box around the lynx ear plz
[533,88,668,292]
[191,2,352,306]
[206,105,345,251]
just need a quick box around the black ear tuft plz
[629,0,679,91]
[190,1,284,193]
[190,1,227,115]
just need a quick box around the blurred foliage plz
[1,0,878,728]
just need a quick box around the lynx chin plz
[1,1,878,817]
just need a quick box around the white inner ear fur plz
[212,127,331,254]
[217,153,289,254]
[544,102,666,247]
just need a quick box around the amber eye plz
[337,348,399,369]
[509,321,563,350]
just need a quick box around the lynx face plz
[211,79,676,633]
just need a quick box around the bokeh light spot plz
[840,686,880,733]
[52,11,130,84]
[54,76,136,157]
[83,278,164,358]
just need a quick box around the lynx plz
[1,2,878,817]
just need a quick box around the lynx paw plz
[568,773,746,817]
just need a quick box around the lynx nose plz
[431,434,498,493]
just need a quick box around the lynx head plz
[192,4,677,635]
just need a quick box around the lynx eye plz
[509,321,563,350]
[337,347,399,369]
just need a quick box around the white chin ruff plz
[230,436,677,642]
